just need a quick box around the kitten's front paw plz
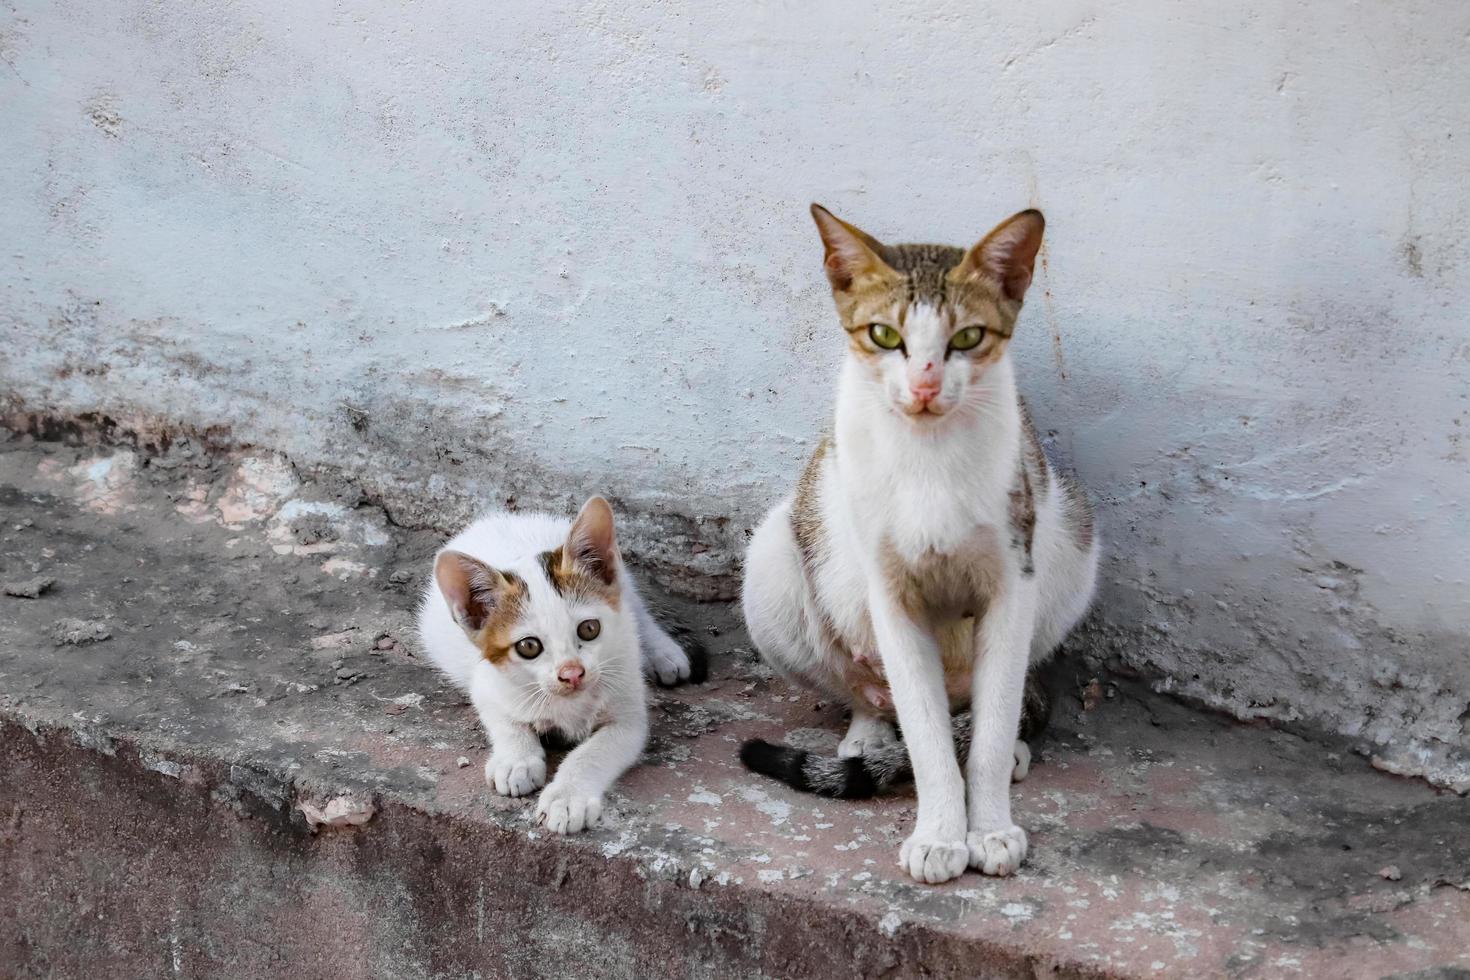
[536,782,604,834]
[898,832,969,884]
[485,754,546,797]
[967,825,1028,877]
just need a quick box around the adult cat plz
[740,205,1097,882]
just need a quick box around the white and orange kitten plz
[416,497,702,833]
[740,205,1098,882]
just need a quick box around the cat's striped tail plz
[739,672,1052,799]
[738,736,912,799]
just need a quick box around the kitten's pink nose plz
[556,661,585,690]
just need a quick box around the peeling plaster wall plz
[2,0,1467,788]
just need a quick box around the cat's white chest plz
[887,476,987,558]
[843,438,1010,563]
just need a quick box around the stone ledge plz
[2,429,1468,979]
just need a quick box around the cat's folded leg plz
[869,587,969,885]
[536,693,649,834]
[627,585,705,687]
[965,575,1037,877]
[482,719,547,797]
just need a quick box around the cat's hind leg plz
[1009,667,1052,782]
[745,504,908,767]
[1012,739,1031,781]
[838,711,897,758]
[742,502,850,698]
[836,651,899,757]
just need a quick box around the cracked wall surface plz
[1,0,1467,790]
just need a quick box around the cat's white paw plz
[898,832,969,884]
[536,782,604,834]
[1012,739,1032,782]
[485,754,546,797]
[837,716,896,759]
[967,825,1028,877]
[644,633,691,687]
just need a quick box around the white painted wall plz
[3,0,1467,788]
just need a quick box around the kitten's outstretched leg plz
[537,700,649,834]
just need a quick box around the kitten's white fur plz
[416,506,691,833]
[743,211,1098,882]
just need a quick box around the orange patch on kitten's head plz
[433,551,528,665]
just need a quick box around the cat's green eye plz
[514,636,543,659]
[576,619,601,642]
[949,326,986,351]
[868,323,903,350]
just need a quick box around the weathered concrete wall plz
[2,1,1467,787]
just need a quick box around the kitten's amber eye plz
[514,637,543,659]
[576,619,601,642]
[949,326,985,351]
[868,323,903,350]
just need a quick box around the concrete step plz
[1,428,1467,980]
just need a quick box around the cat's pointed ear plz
[561,496,619,586]
[435,550,509,634]
[959,209,1045,302]
[811,203,891,292]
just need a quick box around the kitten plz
[416,496,705,833]
[739,205,1098,882]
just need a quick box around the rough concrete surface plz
[2,0,1468,794]
[3,428,1468,979]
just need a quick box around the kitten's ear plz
[959,209,1045,302]
[435,550,509,634]
[811,203,891,292]
[562,496,619,585]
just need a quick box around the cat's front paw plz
[967,825,1028,877]
[485,754,546,797]
[898,832,969,884]
[536,782,604,834]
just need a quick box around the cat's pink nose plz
[910,382,941,405]
[556,662,585,689]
